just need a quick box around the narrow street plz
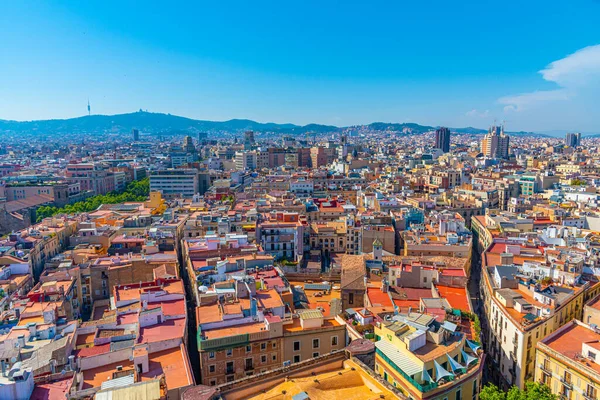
[469,238,490,384]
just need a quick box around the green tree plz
[480,383,506,400]
[36,178,150,222]
[480,382,556,400]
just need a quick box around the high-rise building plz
[481,125,510,159]
[183,135,195,154]
[434,127,451,153]
[565,132,581,147]
[132,128,140,141]
[244,131,255,150]
[198,132,207,141]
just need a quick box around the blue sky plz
[1,1,599,132]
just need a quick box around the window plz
[260,343,266,351]
[226,349,233,357]
[226,375,235,382]
[293,355,301,363]
[261,355,267,363]
[588,351,597,361]
[246,345,252,353]
[455,388,462,400]
[349,293,354,305]
[313,338,320,349]
[586,385,597,400]
[226,361,234,375]
[209,365,216,373]
[209,379,216,386]
[293,341,300,351]
[272,354,277,361]
[331,336,338,346]
[472,379,478,400]
[272,342,277,349]
[208,352,215,359]
[313,352,319,358]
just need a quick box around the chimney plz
[68,355,76,371]
[17,335,26,348]
[50,359,56,374]
[1,360,6,377]
[28,323,37,338]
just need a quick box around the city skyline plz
[1,2,600,132]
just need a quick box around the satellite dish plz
[10,357,17,363]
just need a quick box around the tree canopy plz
[36,178,149,222]
[480,382,557,400]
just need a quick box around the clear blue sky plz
[1,1,599,132]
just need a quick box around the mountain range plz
[0,110,550,137]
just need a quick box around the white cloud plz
[466,109,490,118]
[499,44,600,112]
[540,44,600,87]
[499,89,571,112]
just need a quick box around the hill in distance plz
[0,110,545,136]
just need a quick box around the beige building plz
[309,221,347,254]
[374,314,483,400]
[536,320,600,400]
[282,310,346,365]
[584,293,600,326]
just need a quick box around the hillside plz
[0,110,544,136]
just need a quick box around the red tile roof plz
[436,285,471,312]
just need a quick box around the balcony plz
[560,377,573,389]
[376,348,440,392]
[583,394,597,400]
[541,364,552,375]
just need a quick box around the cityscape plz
[2,2,600,400]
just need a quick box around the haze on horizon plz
[1,1,600,133]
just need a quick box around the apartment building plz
[196,278,287,386]
[480,243,594,389]
[235,150,257,171]
[71,277,194,398]
[282,309,346,364]
[374,314,483,400]
[149,168,199,199]
[66,162,115,195]
[535,320,600,400]
[256,212,304,261]
[309,220,347,253]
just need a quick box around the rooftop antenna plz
[87,98,91,116]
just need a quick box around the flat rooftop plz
[239,362,397,400]
[541,321,600,376]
